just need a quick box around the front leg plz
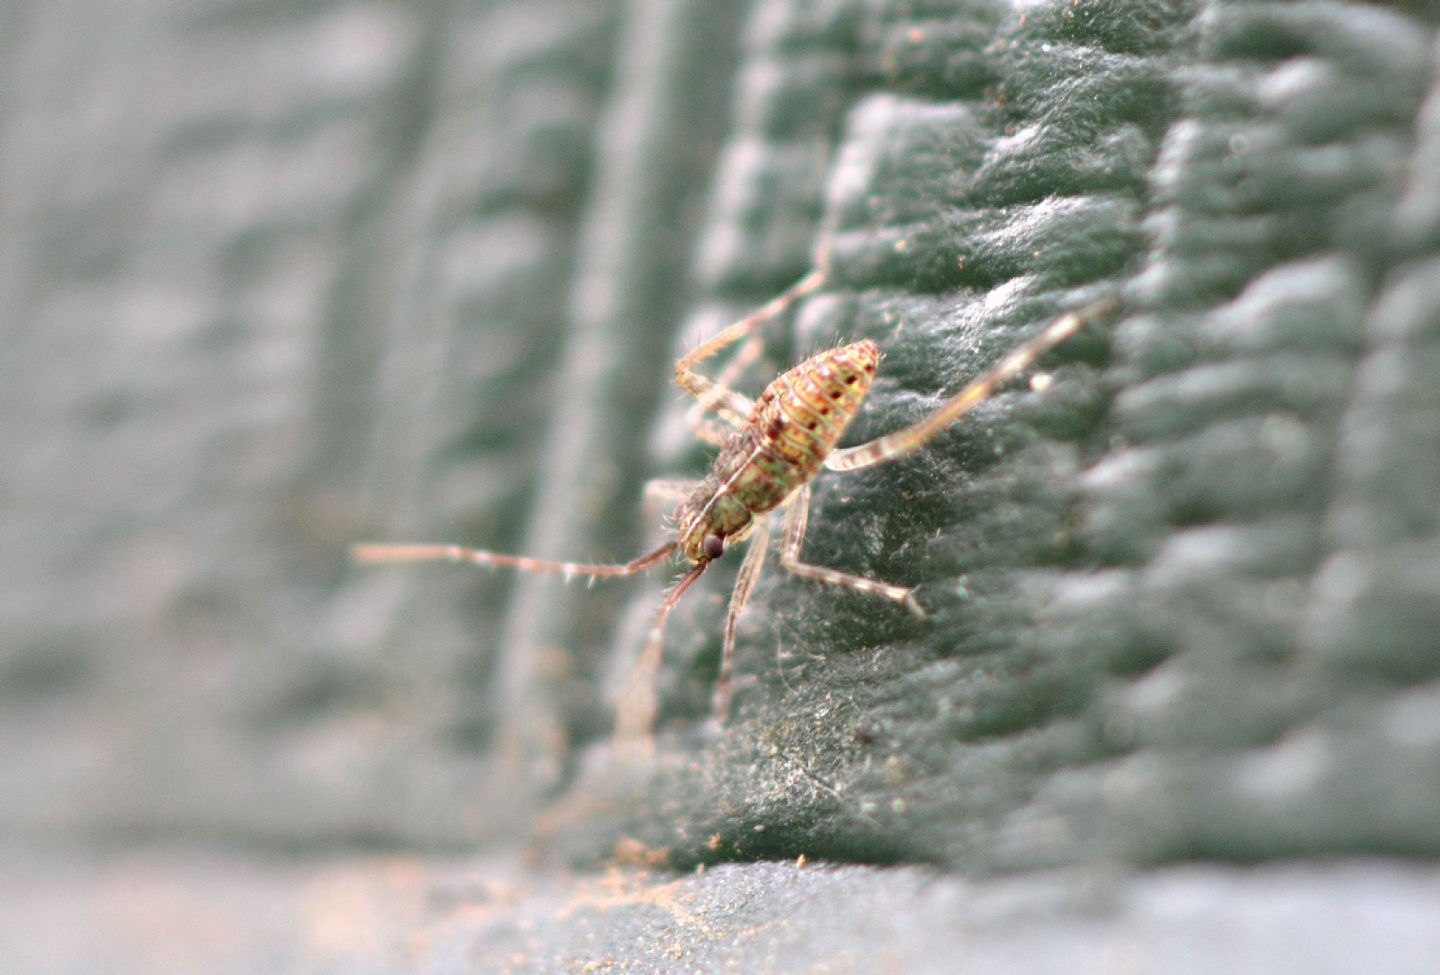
[712,516,771,724]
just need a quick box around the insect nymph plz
[354,259,1116,739]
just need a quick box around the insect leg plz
[779,484,924,617]
[614,561,710,741]
[677,266,829,430]
[777,483,921,613]
[351,539,677,582]
[643,478,703,525]
[687,413,739,447]
[644,478,703,503]
[683,310,770,440]
[712,516,771,724]
[825,297,1120,472]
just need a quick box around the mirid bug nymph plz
[354,246,1118,741]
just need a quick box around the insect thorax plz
[675,339,879,563]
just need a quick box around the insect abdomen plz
[676,340,879,561]
[756,339,879,477]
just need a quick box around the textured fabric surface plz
[562,0,1440,871]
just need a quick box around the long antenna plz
[350,540,678,582]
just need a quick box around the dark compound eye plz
[703,534,725,560]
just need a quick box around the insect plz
[354,250,1118,741]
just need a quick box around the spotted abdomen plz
[675,340,879,562]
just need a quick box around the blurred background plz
[3,0,642,851]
